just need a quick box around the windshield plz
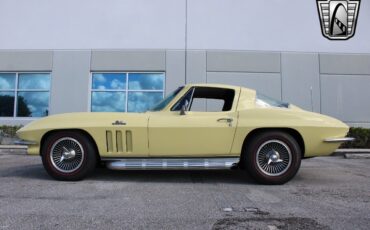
[255,92,289,108]
[149,87,184,111]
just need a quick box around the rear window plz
[255,92,289,108]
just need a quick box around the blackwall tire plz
[41,131,97,181]
[243,131,301,185]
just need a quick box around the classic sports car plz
[16,84,353,184]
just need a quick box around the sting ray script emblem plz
[317,0,360,40]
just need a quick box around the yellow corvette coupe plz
[16,84,353,184]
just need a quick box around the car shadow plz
[4,164,255,184]
[88,167,254,184]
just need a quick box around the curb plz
[0,145,27,149]
[0,145,27,155]
[344,153,370,159]
[331,149,370,156]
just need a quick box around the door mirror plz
[180,100,189,115]
[180,105,186,115]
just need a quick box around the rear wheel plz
[243,131,301,185]
[41,131,97,181]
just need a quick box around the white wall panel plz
[320,54,370,75]
[281,53,320,112]
[166,50,186,94]
[207,51,280,73]
[50,51,91,114]
[91,50,166,71]
[186,50,207,83]
[321,75,370,122]
[0,51,52,71]
[207,72,281,99]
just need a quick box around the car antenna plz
[310,86,314,112]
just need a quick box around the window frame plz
[89,72,166,112]
[0,72,51,118]
[171,86,236,113]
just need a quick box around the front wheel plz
[41,131,97,181]
[243,131,302,185]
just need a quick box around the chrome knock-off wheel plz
[42,131,97,181]
[50,137,85,173]
[256,140,292,176]
[243,131,302,185]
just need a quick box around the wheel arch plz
[40,129,100,162]
[241,128,305,159]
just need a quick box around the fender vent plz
[126,130,133,152]
[116,131,123,152]
[106,130,133,153]
[106,131,113,153]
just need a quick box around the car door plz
[147,86,240,157]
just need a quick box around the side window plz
[171,87,235,112]
[191,98,225,112]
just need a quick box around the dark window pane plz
[18,73,50,90]
[0,73,16,90]
[17,92,49,117]
[92,73,126,90]
[172,88,194,111]
[128,92,163,112]
[91,92,125,112]
[0,92,15,117]
[128,73,164,90]
[190,98,225,112]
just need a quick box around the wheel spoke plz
[255,139,292,177]
[49,137,84,173]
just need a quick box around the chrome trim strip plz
[324,137,355,143]
[105,158,239,170]
[14,140,37,146]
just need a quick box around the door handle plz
[217,118,233,127]
[217,118,233,123]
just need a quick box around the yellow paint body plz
[17,84,349,158]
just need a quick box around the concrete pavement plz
[0,154,369,230]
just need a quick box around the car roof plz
[185,83,240,89]
[185,83,254,92]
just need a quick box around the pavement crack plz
[212,216,330,230]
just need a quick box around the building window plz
[0,73,51,117]
[91,72,165,113]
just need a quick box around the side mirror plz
[180,105,187,115]
[180,100,189,115]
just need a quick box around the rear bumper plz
[324,137,355,143]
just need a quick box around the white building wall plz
[0,0,186,49]
[0,0,369,52]
[187,0,370,52]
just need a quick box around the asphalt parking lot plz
[0,154,369,230]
